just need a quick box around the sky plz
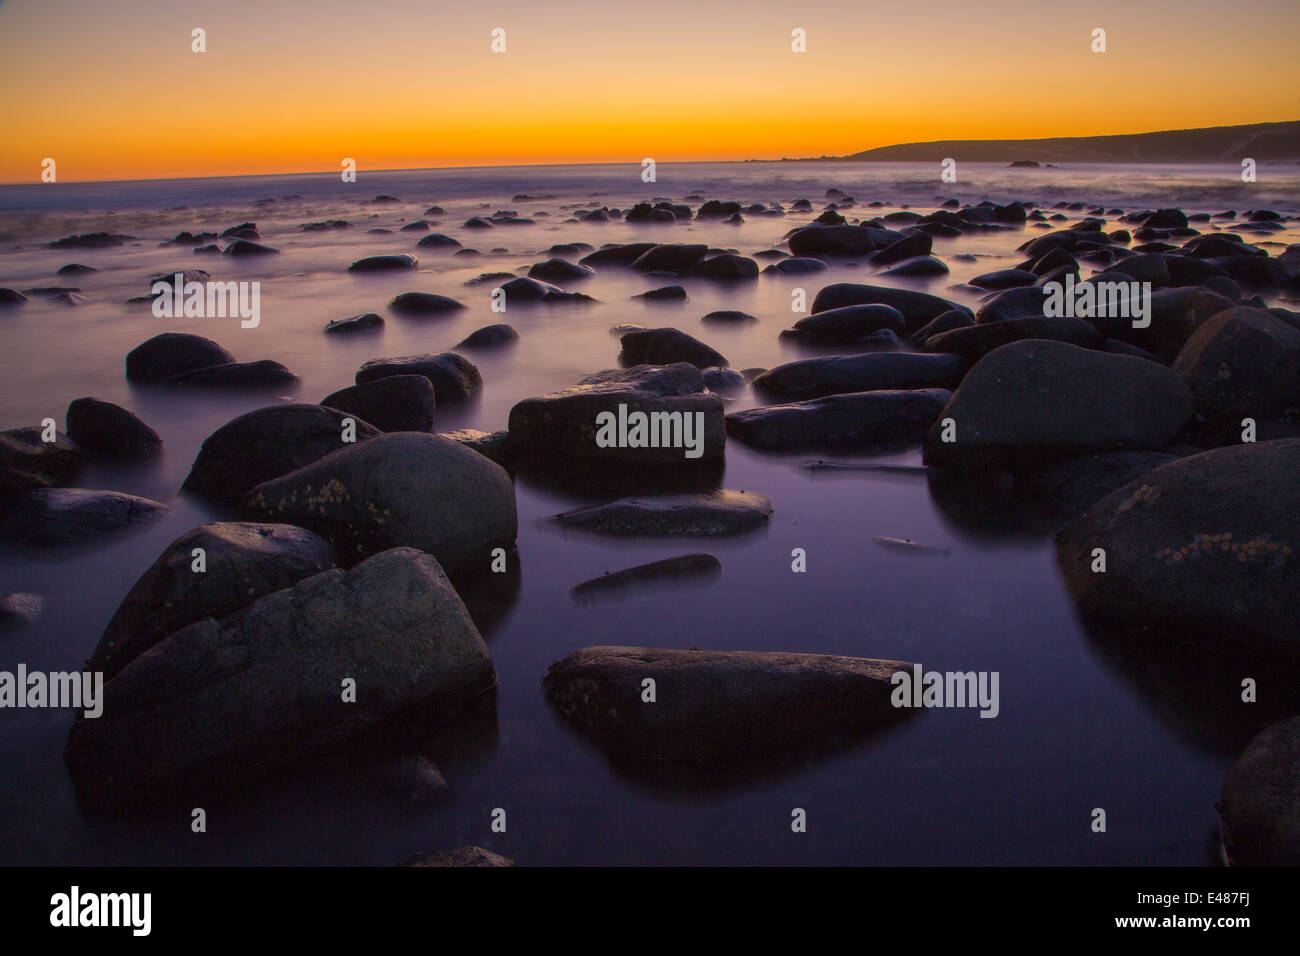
[1,0,1298,183]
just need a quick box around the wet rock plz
[1057,439,1299,656]
[924,341,1194,469]
[222,239,279,256]
[788,224,895,257]
[970,268,1038,290]
[632,285,687,302]
[442,429,515,471]
[911,309,975,347]
[702,367,744,393]
[727,389,951,451]
[781,304,907,345]
[183,404,380,504]
[701,309,757,324]
[65,548,496,811]
[388,292,466,316]
[1172,306,1300,422]
[578,243,657,268]
[810,283,971,330]
[456,324,518,349]
[974,285,1050,324]
[543,646,911,774]
[324,312,384,334]
[548,490,771,536]
[528,258,595,282]
[571,553,721,601]
[763,257,829,275]
[125,332,235,384]
[49,232,127,249]
[0,427,83,502]
[348,254,418,272]
[0,592,42,628]
[415,233,462,250]
[165,359,298,389]
[19,488,167,544]
[508,364,724,466]
[1219,716,1300,866]
[753,351,965,402]
[321,376,436,433]
[88,522,336,679]
[1036,450,1182,516]
[240,434,517,575]
[497,276,593,304]
[923,315,1103,362]
[871,231,932,265]
[65,398,161,460]
[400,846,516,867]
[631,244,709,273]
[356,352,482,404]
[690,254,759,280]
[0,288,28,306]
[619,328,726,368]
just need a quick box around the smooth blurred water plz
[0,161,1296,865]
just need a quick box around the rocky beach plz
[1,160,1298,866]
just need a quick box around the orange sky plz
[2,0,1298,183]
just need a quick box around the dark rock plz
[701,310,757,324]
[222,239,279,256]
[924,340,1195,469]
[578,243,657,268]
[923,315,1103,362]
[356,353,482,404]
[165,359,297,389]
[528,258,595,282]
[456,324,518,349]
[401,846,516,867]
[620,328,726,368]
[183,404,380,504]
[1219,717,1300,866]
[88,522,336,679]
[633,285,687,302]
[549,490,772,536]
[125,333,235,384]
[65,548,495,810]
[871,231,932,266]
[48,233,127,249]
[1172,307,1300,421]
[1036,450,1181,516]
[571,553,721,601]
[20,488,167,544]
[348,254,418,272]
[727,389,951,451]
[415,233,462,250]
[753,351,965,402]
[881,255,948,277]
[631,244,709,273]
[0,593,42,628]
[321,376,436,433]
[240,434,517,575]
[324,312,384,334]
[690,254,759,280]
[0,427,83,502]
[388,292,466,316]
[970,269,1038,290]
[810,283,971,330]
[782,304,907,344]
[65,398,161,459]
[1056,439,1299,656]
[912,309,975,347]
[508,364,725,466]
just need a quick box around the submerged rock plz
[548,490,771,536]
[165,359,297,388]
[240,433,518,575]
[19,488,167,544]
[65,548,495,810]
[324,312,384,334]
[456,324,518,349]
[348,254,418,272]
[388,292,466,316]
[571,553,721,602]
[400,846,516,867]
[544,646,911,773]
[88,522,336,679]
[727,389,951,451]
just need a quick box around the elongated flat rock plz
[727,389,950,451]
[544,646,913,769]
[571,553,721,601]
[549,490,771,536]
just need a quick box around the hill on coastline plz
[836,121,1300,163]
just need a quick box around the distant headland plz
[758,120,1300,164]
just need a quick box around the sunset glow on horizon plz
[2,0,1299,184]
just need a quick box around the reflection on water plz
[0,161,1296,864]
